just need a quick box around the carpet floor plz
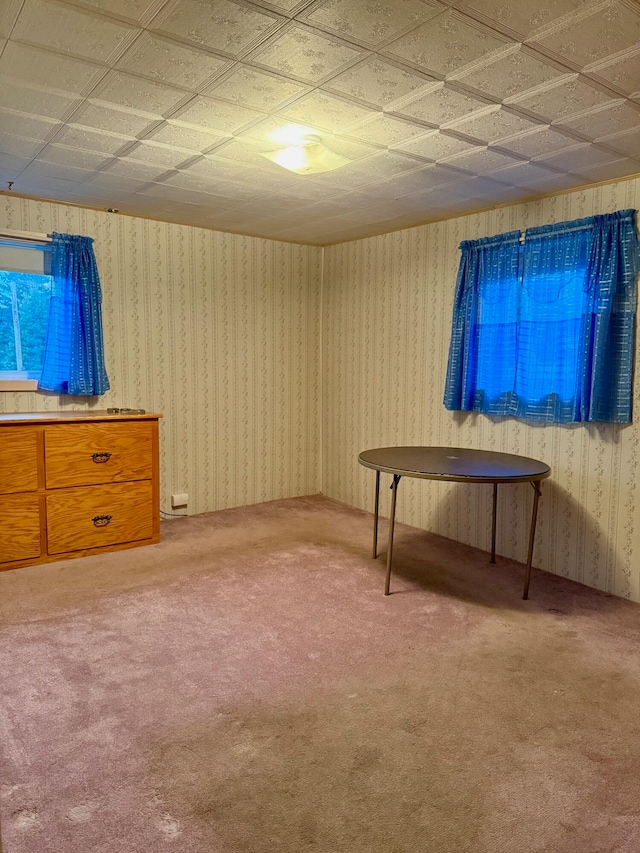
[1,494,639,853]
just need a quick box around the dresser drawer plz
[0,493,41,562]
[44,421,153,488]
[0,426,40,494]
[46,481,154,555]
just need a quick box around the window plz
[0,231,110,396]
[443,210,640,424]
[0,238,52,389]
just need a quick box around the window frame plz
[0,230,52,393]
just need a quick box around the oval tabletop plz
[358,446,550,484]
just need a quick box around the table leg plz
[373,470,380,559]
[523,481,542,600]
[385,474,402,595]
[490,483,498,564]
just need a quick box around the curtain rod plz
[0,228,52,243]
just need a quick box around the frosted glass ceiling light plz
[261,134,351,175]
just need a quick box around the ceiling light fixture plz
[261,134,351,175]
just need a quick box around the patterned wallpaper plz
[322,177,640,602]
[0,195,322,515]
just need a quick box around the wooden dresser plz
[0,411,161,571]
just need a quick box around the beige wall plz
[0,195,322,515]
[322,177,640,601]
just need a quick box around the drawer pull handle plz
[92,515,112,528]
[91,452,112,463]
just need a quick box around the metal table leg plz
[490,483,498,564]
[385,474,401,595]
[522,481,542,600]
[373,470,380,559]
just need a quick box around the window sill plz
[0,379,38,391]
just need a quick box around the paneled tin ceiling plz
[1,0,639,245]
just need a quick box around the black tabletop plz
[358,446,550,484]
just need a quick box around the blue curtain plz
[443,209,639,423]
[38,233,110,396]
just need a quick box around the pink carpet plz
[1,494,639,852]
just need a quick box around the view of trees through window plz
[0,271,51,377]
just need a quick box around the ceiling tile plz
[249,23,363,82]
[12,0,138,63]
[441,146,525,173]
[180,155,261,181]
[573,157,640,181]
[508,76,617,120]
[254,0,315,11]
[0,109,61,141]
[585,48,640,96]
[125,141,199,167]
[70,102,159,137]
[349,150,426,179]
[19,158,94,183]
[117,33,230,89]
[384,9,512,77]
[0,42,105,95]
[52,125,136,155]
[204,137,275,167]
[0,153,34,179]
[390,83,492,126]
[0,80,79,120]
[531,2,640,69]
[533,142,624,171]
[228,195,308,216]
[204,66,308,109]
[321,135,386,160]
[14,176,86,197]
[299,0,442,48]
[90,71,190,116]
[141,121,225,151]
[507,171,597,194]
[171,95,264,133]
[302,163,379,189]
[235,115,311,143]
[69,0,165,24]
[139,182,233,206]
[393,129,481,160]
[278,91,376,131]
[288,191,372,216]
[344,114,428,146]
[153,0,282,56]
[558,99,640,139]
[446,106,542,141]
[79,172,151,195]
[0,134,44,159]
[456,0,599,40]
[495,126,583,158]
[39,144,113,170]
[160,172,270,201]
[0,0,21,38]
[234,167,301,190]
[359,163,467,195]
[598,126,640,157]
[323,56,435,107]
[262,179,344,201]
[100,158,173,181]
[485,161,570,188]
[450,45,570,100]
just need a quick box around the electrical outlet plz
[171,493,188,507]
